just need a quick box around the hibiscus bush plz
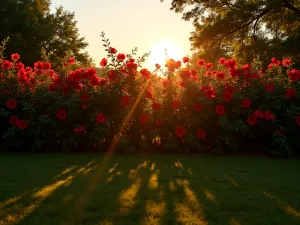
[0,34,300,156]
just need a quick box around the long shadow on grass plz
[188,169,300,225]
[0,160,106,225]
[0,159,99,225]
[0,155,100,203]
[97,160,152,225]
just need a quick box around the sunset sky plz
[50,0,194,69]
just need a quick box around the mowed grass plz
[0,154,300,225]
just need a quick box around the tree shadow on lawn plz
[187,169,300,225]
[0,157,147,225]
[1,156,300,225]
[0,154,102,202]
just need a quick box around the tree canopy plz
[0,0,93,67]
[163,0,300,67]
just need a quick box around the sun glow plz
[149,41,183,69]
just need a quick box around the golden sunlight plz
[149,41,183,68]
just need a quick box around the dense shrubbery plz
[1,35,300,156]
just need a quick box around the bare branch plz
[217,9,270,42]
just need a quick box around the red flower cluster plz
[74,125,84,133]
[96,113,106,124]
[120,96,131,107]
[140,68,151,80]
[215,104,225,116]
[6,98,17,109]
[165,59,181,71]
[175,126,186,138]
[10,116,27,130]
[197,129,206,139]
[56,110,67,120]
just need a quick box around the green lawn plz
[0,154,299,225]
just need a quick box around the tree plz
[162,0,300,68]
[43,6,93,68]
[0,0,93,67]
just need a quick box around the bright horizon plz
[50,0,194,70]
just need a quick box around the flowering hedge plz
[1,35,300,156]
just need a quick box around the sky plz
[50,0,194,69]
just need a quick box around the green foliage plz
[0,0,93,68]
[163,0,300,68]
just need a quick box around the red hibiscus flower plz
[16,120,27,130]
[223,91,233,102]
[90,76,100,86]
[282,58,291,67]
[152,102,161,110]
[34,61,44,71]
[265,83,274,92]
[56,110,67,120]
[165,59,181,71]
[74,127,80,133]
[68,57,76,64]
[247,115,257,126]
[225,85,235,94]
[202,86,216,99]
[175,126,187,138]
[16,62,24,70]
[43,62,51,70]
[288,69,300,81]
[74,125,84,133]
[197,129,206,139]
[215,104,225,116]
[194,102,202,112]
[139,113,150,124]
[285,88,296,99]
[120,96,131,107]
[241,99,252,109]
[242,64,251,73]
[109,47,117,54]
[6,98,17,109]
[127,61,138,71]
[100,58,107,67]
[9,116,19,125]
[11,53,20,61]
[197,59,205,67]
[216,72,225,79]
[140,68,151,79]
[206,63,213,69]
[219,58,226,64]
[2,60,13,69]
[117,53,125,61]
[226,59,237,68]
[254,110,264,118]
[264,110,275,120]
[179,69,191,80]
[182,57,189,63]
[96,113,106,123]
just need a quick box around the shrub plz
[0,35,299,156]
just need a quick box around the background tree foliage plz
[163,0,300,68]
[0,0,93,68]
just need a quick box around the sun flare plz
[149,41,183,69]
